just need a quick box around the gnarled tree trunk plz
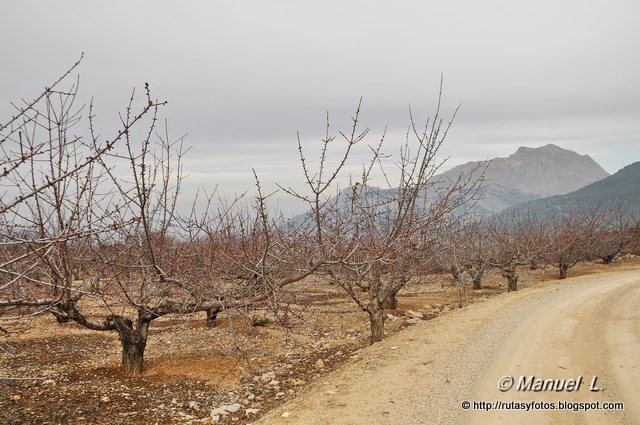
[501,260,519,292]
[507,271,519,292]
[205,307,220,327]
[368,304,385,344]
[384,293,397,310]
[384,276,407,310]
[470,264,485,290]
[110,316,150,377]
[559,262,568,279]
[601,254,616,264]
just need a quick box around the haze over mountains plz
[438,144,611,215]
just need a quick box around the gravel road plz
[253,267,640,425]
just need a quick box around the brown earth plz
[1,258,638,424]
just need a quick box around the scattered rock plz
[315,358,325,369]
[405,310,424,319]
[100,396,110,403]
[215,403,242,414]
[282,411,291,418]
[211,408,227,418]
[245,408,260,416]
[259,371,276,384]
[189,401,200,411]
[12,395,21,401]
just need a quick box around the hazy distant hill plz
[438,144,610,215]
[292,144,612,222]
[500,161,640,216]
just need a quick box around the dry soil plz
[255,266,640,425]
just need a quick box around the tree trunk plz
[559,262,568,279]
[51,308,70,323]
[368,305,385,344]
[111,316,149,377]
[601,254,615,264]
[471,266,484,290]
[472,276,482,290]
[384,291,398,310]
[450,265,461,283]
[121,334,146,377]
[507,272,519,292]
[205,307,220,327]
[501,261,519,292]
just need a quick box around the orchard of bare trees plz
[436,203,639,293]
[1,60,639,378]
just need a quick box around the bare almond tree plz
[0,59,159,320]
[436,217,491,291]
[0,64,287,376]
[542,207,604,279]
[486,209,547,291]
[281,85,483,343]
[592,202,639,264]
[0,67,184,375]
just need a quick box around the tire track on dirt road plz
[254,268,640,425]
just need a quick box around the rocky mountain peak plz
[438,144,610,214]
[514,143,584,158]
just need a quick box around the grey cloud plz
[1,0,638,210]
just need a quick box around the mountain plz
[500,161,640,216]
[438,144,610,214]
[290,144,612,223]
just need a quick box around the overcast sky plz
[1,1,638,213]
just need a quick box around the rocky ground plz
[1,258,636,424]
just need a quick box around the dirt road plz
[254,267,640,424]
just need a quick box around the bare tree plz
[0,60,159,319]
[0,68,184,375]
[542,208,604,279]
[0,64,268,376]
[436,217,491,291]
[592,202,639,264]
[486,209,546,291]
[281,85,482,343]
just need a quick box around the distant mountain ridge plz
[291,144,612,222]
[500,161,640,216]
[438,144,610,214]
